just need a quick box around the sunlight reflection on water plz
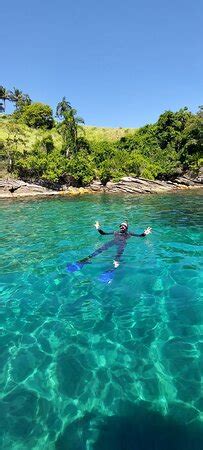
[0,191,203,449]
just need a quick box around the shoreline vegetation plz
[0,86,202,196]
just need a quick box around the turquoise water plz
[0,191,203,450]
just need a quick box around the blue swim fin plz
[66,262,84,272]
[98,269,115,284]
[66,258,92,273]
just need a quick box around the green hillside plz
[0,116,136,180]
[82,126,136,141]
[0,101,202,186]
[0,117,134,150]
[0,115,62,151]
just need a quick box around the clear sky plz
[1,0,202,127]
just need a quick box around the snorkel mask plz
[119,222,128,232]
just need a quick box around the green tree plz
[33,133,55,155]
[0,86,10,112]
[179,113,203,170]
[9,87,32,112]
[4,122,27,172]
[56,96,71,119]
[43,150,68,182]
[99,159,115,184]
[21,103,54,129]
[66,151,95,185]
[89,140,116,165]
[16,152,47,180]
[156,108,191,150]
[58,108,84,156]
[197,105,203,119]
[76,136,91,152]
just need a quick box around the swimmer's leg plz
[98,242,126,283]
[66,239,115,272]
[113,241,126,267]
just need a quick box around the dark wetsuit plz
[78,228,146,266]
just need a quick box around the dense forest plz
[0,85,202,187]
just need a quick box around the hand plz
[113,260,120,269]
[144,227,152,235]
[94,221,100,229]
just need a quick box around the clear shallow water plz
[0,191,203,450]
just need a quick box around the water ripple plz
[0,191,203,449]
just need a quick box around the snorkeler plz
[93,221,152,268]
[66,221,152,281]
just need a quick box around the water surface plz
[0,191,203,449]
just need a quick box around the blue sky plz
[1,0,202,127]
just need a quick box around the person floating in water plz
[93,221,152,268]
[67,221,152,281]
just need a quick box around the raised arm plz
[130,227,152,237]
[94,221,114,235]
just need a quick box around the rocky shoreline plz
[0,174,202,199]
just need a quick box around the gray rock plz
[104,175,202,194]
[0,179,58,197]
[90,180,104,191]
[0,172,202,198]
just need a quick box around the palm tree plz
[0,85,10,112]
[9,87,31,110]
[9,87,23,108]
[65,108,84,141]
[21,93,32,108]
[0,101,4,113]
[56,96,71,119]
[197,106,203,118]
[59,108,85,156]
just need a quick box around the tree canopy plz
[21,103,54,129]
[0,87,202,186]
